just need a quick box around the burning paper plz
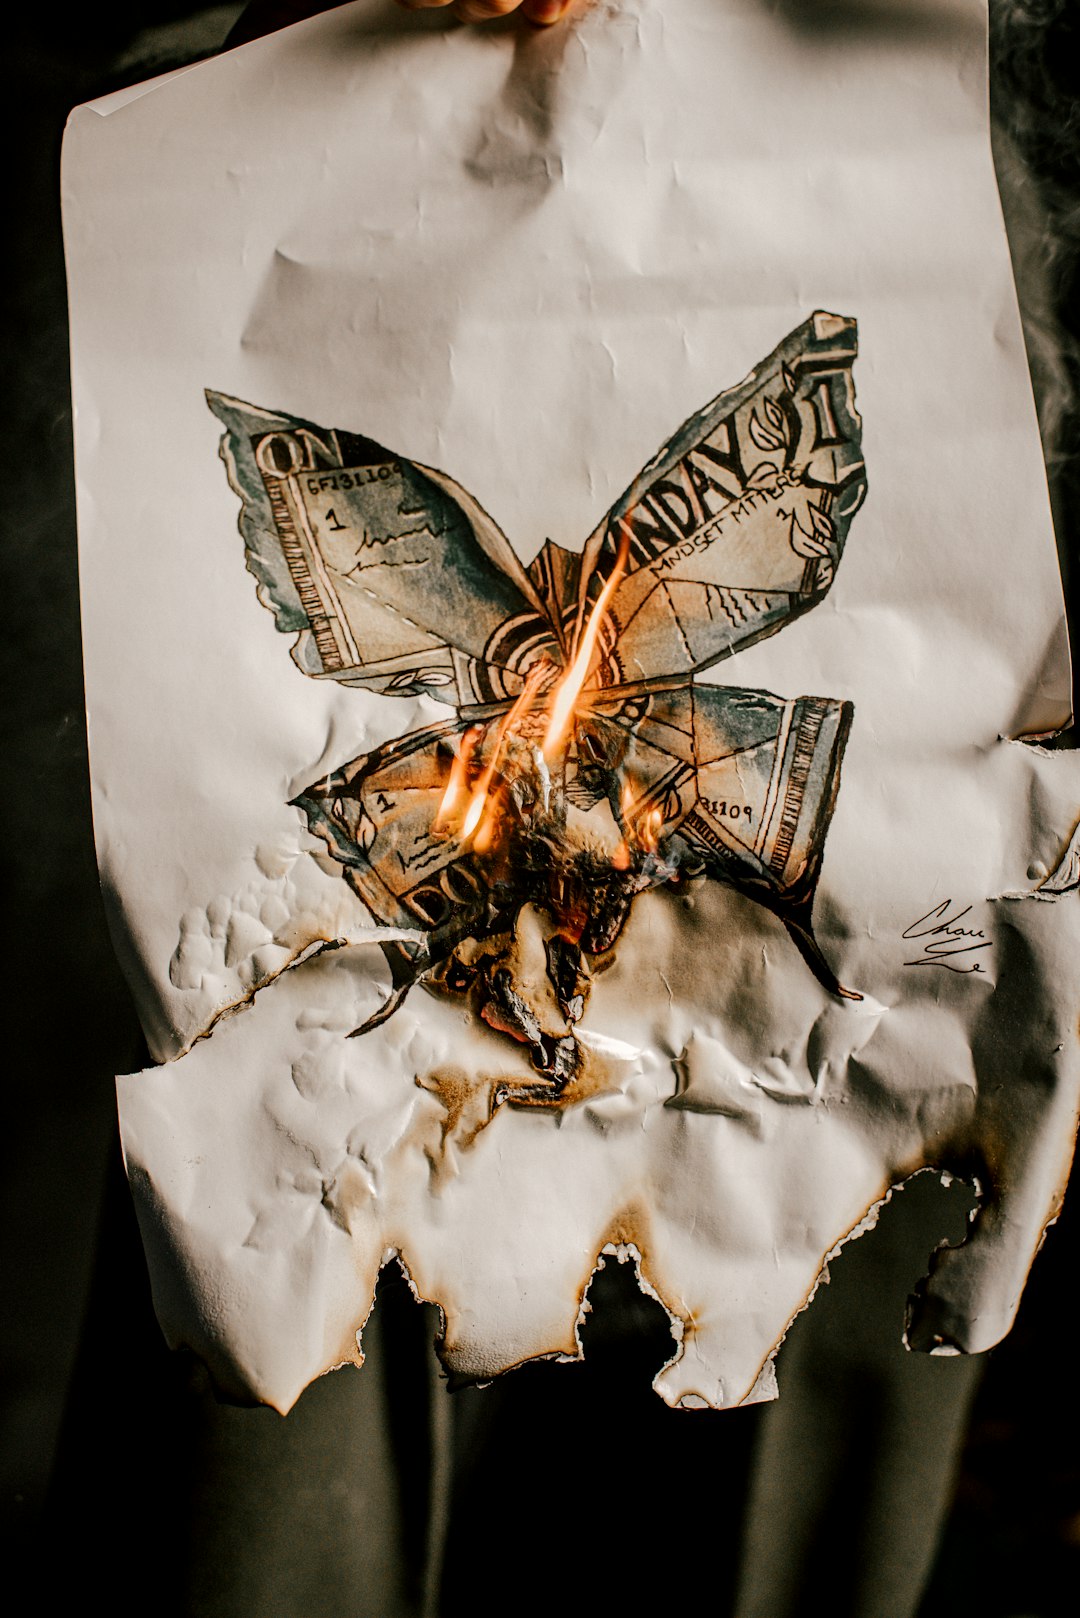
[64,0,1080,1411]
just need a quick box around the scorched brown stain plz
[414,1032,644,1167]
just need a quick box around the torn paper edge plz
[993,814,1080,902]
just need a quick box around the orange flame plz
[436,524,640,858]
[542,525,633,762]
[434,725,483,833]
[620,778,664,855]
[638,807,663,853]
[458,661,549,849]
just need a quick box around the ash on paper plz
[63,0,1080,1413]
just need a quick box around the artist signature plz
[902,901,991,974]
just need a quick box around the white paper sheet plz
[63,0,1080,1411]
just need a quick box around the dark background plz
[2,3,1078,1613]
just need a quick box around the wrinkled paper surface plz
[64,0,1080,1410]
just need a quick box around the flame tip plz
[438,535,636,856]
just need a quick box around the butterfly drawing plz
[208,310,866,1092]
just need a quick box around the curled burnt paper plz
[64,0,1080,1412]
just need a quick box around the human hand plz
[229,0,573,48]
[405,0,573,22]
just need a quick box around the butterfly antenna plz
[779,905,862,1003]
[348,978,416,1038]
[348,939,426,1037]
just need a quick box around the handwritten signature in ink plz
[902,901,991,974]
